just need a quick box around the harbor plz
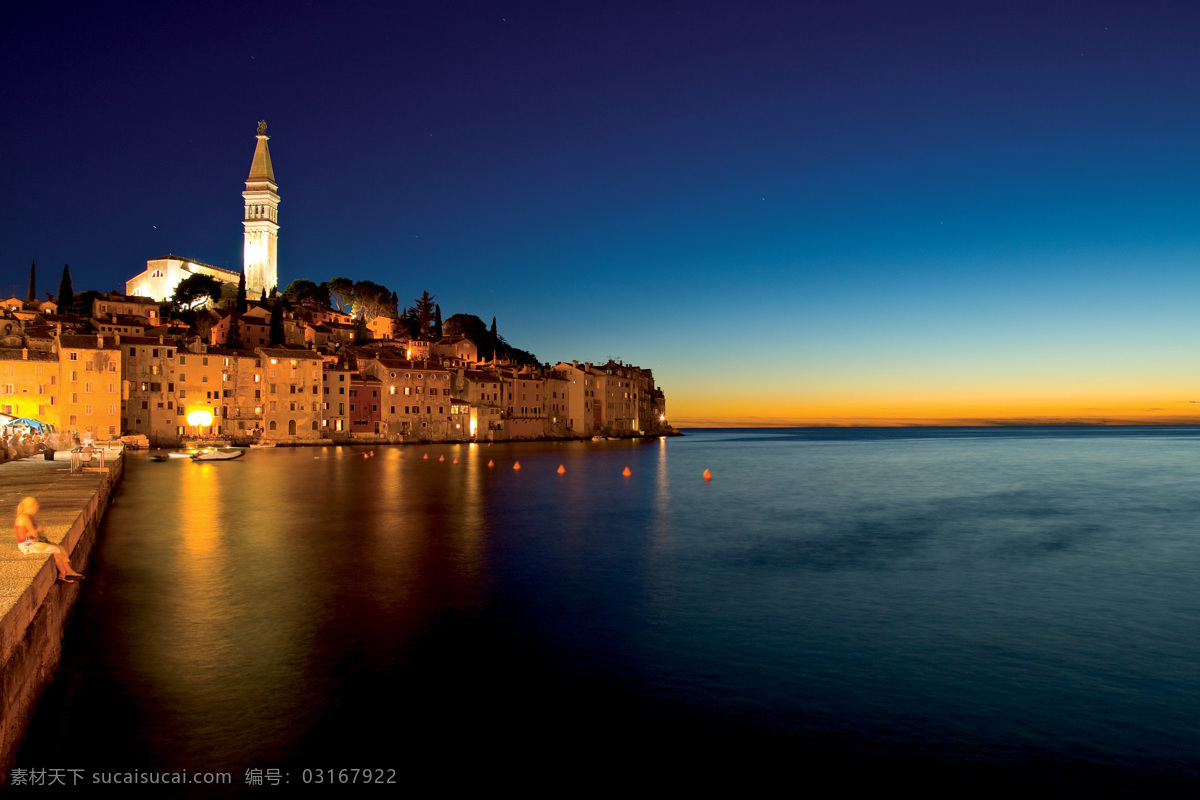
[0,448,123,775]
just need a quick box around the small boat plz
[249,441,275,448]
[191,448,246,461]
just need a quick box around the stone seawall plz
[0,455,124,776]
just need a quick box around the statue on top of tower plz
[257,119,268,135]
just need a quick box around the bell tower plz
[243,120,279,297]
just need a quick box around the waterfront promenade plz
[0,450,124,777]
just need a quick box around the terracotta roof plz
[0,348,57,362]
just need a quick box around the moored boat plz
[191,448,246,461]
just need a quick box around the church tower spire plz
[243,120,280,297]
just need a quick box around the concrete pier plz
[0,451,124,775]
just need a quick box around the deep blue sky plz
[4,1,1199,423]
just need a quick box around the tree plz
[56,264,74,310]
[27,261,35,303]
[410,291,436,339]
[432,304,442,339]
[170,274,223,313]
[489,317,498,361]
[236,272,248,313]
[283,279,329,309]
[443,313,487,343]
[352,280,394,323]
[326,277,353,312]
[74,290,99,318]
[269,298,287,346]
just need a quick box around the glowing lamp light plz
[186,407,214,427]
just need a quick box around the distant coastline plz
[674,418,1200,428]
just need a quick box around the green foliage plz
[56,264,74,310]
[444,313,488,345]
[268,298,287,346]
[409,291,435,338]
[236,272,248,313]
[283,279,329,309]
[326,277,353,312]
[74,290,99,318]
[354,315,370,343]
[352,280,395,322]
[170,274,223,313]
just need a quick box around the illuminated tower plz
[243,120,280,297]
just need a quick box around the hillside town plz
[0,123,669,448]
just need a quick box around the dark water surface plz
[17,429,1200,791]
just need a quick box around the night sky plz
[4,1,1199,425]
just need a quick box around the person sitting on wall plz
[14,497,85,583]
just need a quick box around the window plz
[69,352,78,361]
[179,356,186,365]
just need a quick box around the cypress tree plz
[236,272,248,313]
[27,261,35,303]
[489,317,498,362]
[269,299,285,346]
[433,304,443,339]
[57,264,74,310]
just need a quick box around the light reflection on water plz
[18,429,1200,790]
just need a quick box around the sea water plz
[16,428,1200,791]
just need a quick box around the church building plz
[126,121,280,301]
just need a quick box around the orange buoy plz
[423,453,429,460]
[439,455,445,462]
[622,466,631,477]
[557,464,566,474]
[513,461,521,470]
[487,460,494,467]
[703,469,712,481]
[453,457,459,464]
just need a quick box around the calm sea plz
[17,428,1200,792]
